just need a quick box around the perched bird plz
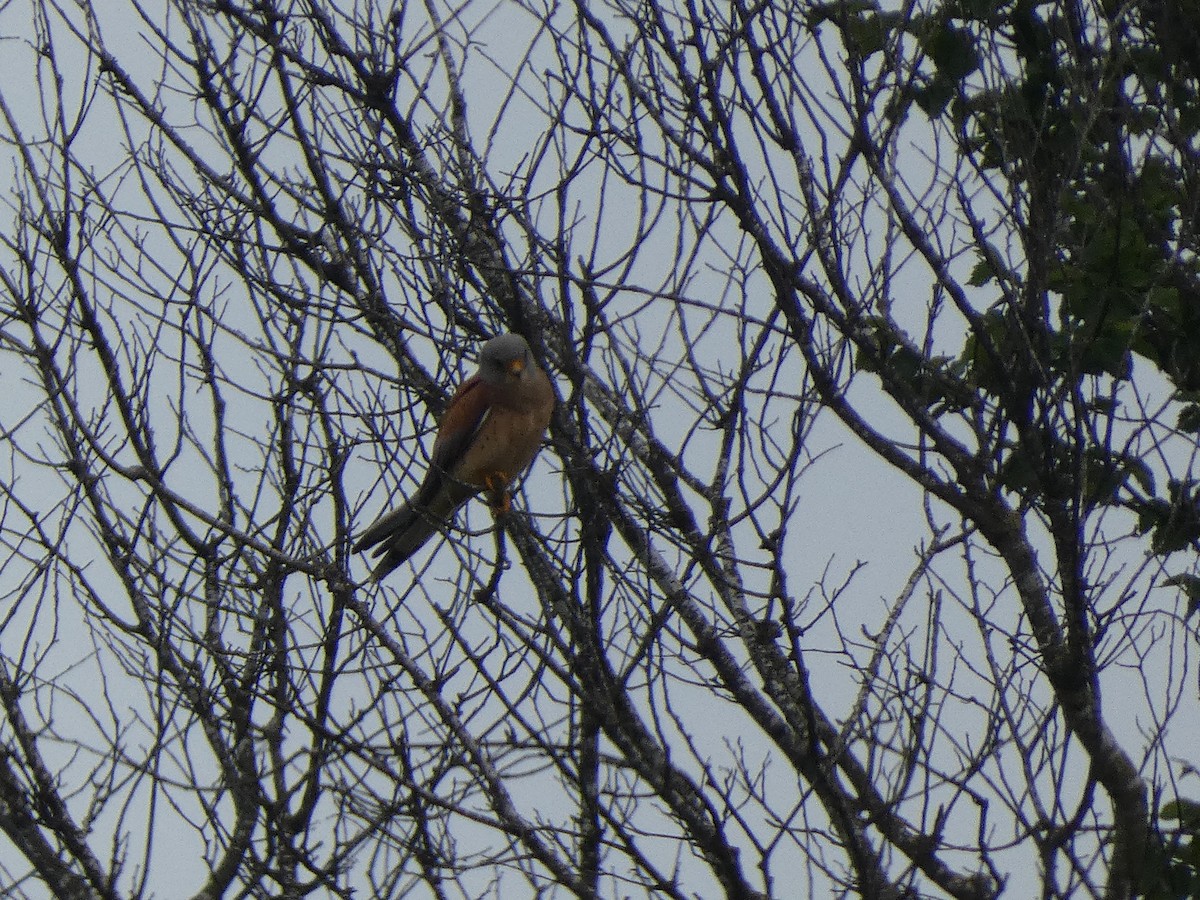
[354,333,555,581]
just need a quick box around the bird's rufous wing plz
[425,373,497,489]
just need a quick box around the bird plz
[354,332,555,581]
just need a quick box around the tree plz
[0,0,1196,897]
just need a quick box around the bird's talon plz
[483,472,513,514]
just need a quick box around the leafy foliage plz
[1143,797,1200,899]
[823,0,1200,555]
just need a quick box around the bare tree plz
[0,1,1197,898]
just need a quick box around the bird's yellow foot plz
[484,473,512,514]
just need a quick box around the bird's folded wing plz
[429,373,493,483]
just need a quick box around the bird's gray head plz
[477,333,534,384]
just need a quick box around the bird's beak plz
[507,357,526,375]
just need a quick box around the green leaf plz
[805,0,880,28]
[1162,574,1200,599]
[914,75,957,117]
[1125,454,1156,495]
[1178,404,1200,434]
[926,26,979,80]
[1084,323,1135,380]
[967,257,995,286]
[999,445,1040,496]
[1163,576,1200,623]
[844,13,891,56]
[1138,499,1169,538]
[1144,480,1200,554]
[951,0,995,21]
[1161,797,1200,828]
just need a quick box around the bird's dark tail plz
[353,480,473,580]
[363,506,441,581]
